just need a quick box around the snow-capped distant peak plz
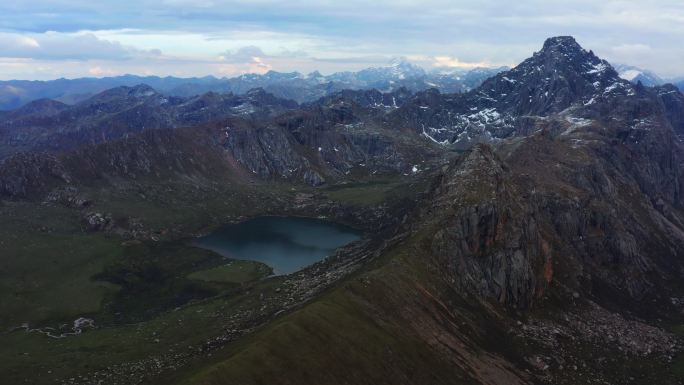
[387,57,426,79]
[614,64,663,86]
[619,69,642,82]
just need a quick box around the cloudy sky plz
[1,0,683,80]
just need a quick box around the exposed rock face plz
[0,152,71,198]
[303,169,325,186]
[309,87,413,110]
[44,186,91,208]
[470,36,623,117]
[223,122,313,180]
[657,83,684,139]
[198,88,448,184]
[428,145,550,308]
[83,212,111,232]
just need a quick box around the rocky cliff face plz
[424,103,684,312]
[428,145,550,309]
[657,84,684,139]
[216,98,441,186]
[0,152,71,198]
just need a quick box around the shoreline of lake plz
[191,216,362,275]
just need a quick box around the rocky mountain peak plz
[262,70,304,81]
[522,36,618,82]
[469,35,628,115]
[243,87,299,109]
[128,84,158,97]
[534,36,610,72]
[540,35,584,53]
[390,36,640,147]
[245,87,269,97]
[307,70,324,79]
[84,84,161,106]
[6,98,68,118]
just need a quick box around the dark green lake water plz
[193,216,362,275]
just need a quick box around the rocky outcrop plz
[222,122,312,180]
[83,212,112,232]
[656,83,684,139]
[0,152,71,198]
[428,145,551,309]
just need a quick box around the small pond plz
[192,216,362,275]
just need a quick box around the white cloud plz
[88,66,120,76]
[610,43,652,56]
[432,56,496,69]
[218,46,268,63]
[18,37,40,48]
[0,31,162,61]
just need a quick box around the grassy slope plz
[0,203,121,328]
[168,236,472,385]
[164,224,534,385]
[188,260,273,284]
[1,274,283,385]
[177,293,462,385]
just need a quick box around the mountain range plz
[1,36,684,385]
[0,61,507,110]
[2,57,683,115]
